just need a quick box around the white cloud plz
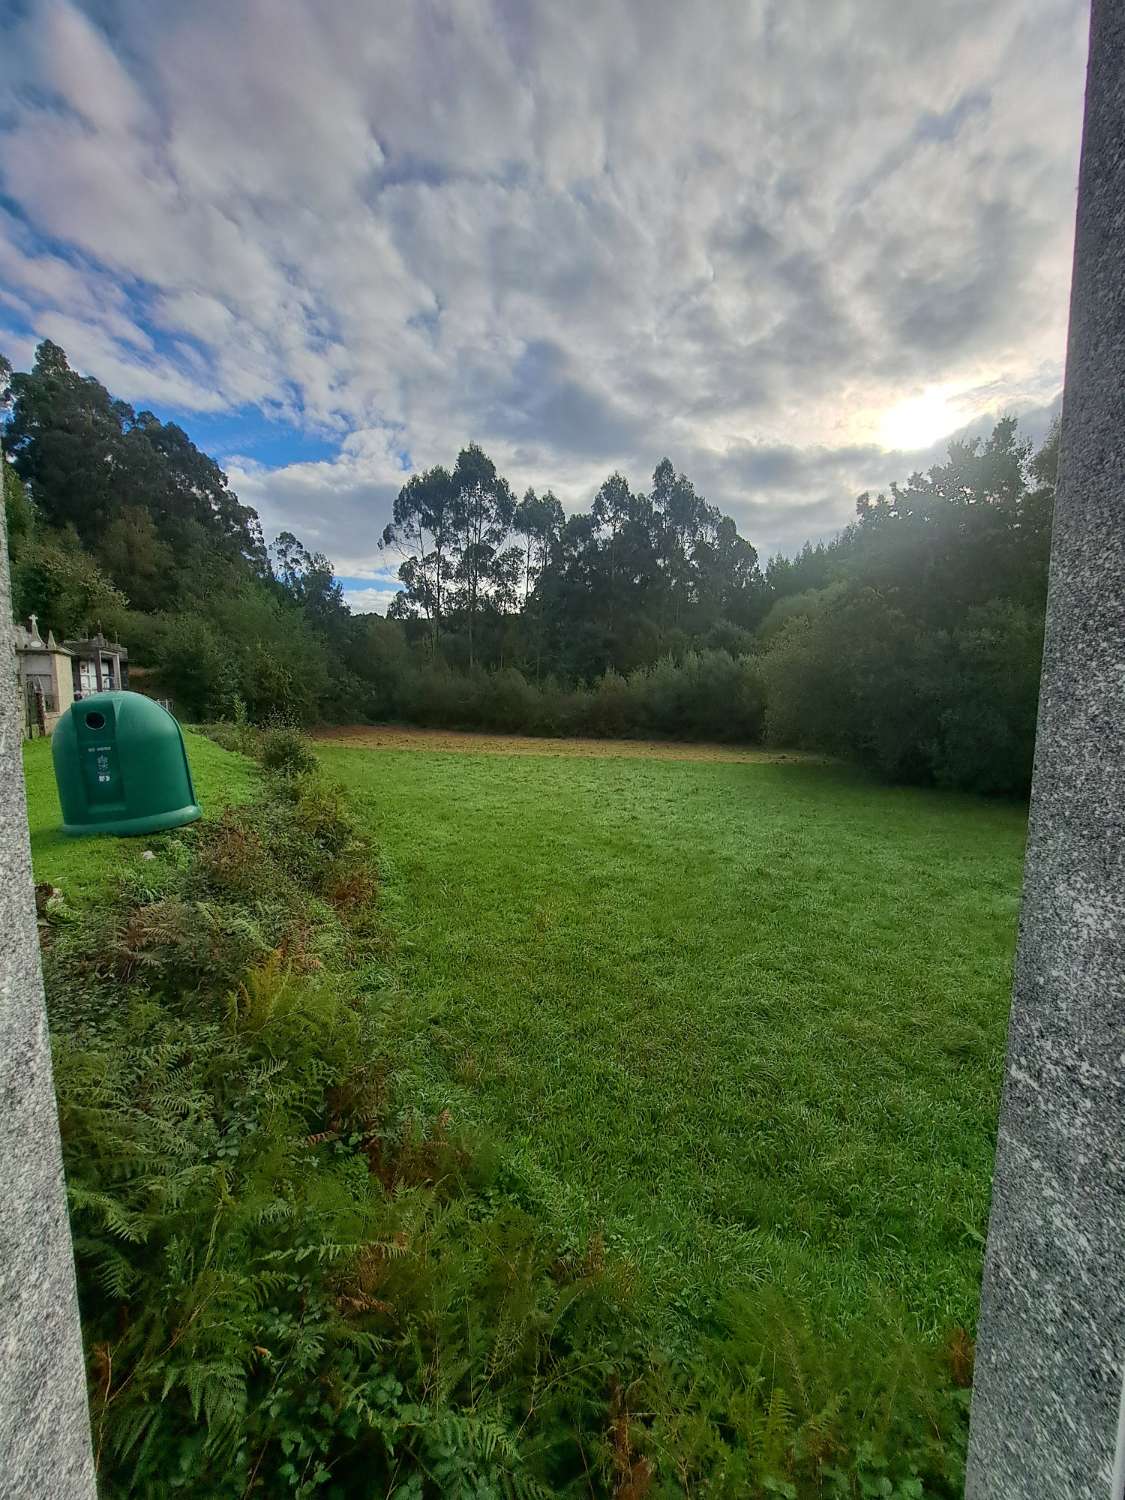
[225,434,409,573]
[0,0,1088,559]
[342,586,403,616]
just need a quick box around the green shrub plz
[196,719,255,755]
[366,649,770,746]
[152,614,240,722]
[934,602,1043,795]
[757,585,1041,795]
[484,667,542,733]
[635,1292,969,1497]
[9,527,130,640]
[634,651,766,742]
[260,726,320,778]
[584,669,636,737]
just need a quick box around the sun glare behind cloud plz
[878,387,963,453]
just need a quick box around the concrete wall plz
[57,651,76,717]
[16,646,74,733]
[965,2,1125,1494]
[1,522,96,1490]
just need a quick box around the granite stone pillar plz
[965,2,1125,1495]
[0,511,96,1493]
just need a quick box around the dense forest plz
[3,340,1055,793]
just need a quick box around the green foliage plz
[933,602,1043,795]
[4,339,264,571]
[10,527,129,639]
[271,531,349,635]
[383,444,520,667]
[383,451,766,678]
[96,506,177,614]
[758,586,1044,795]
[633,651,766,741]
[376,650,766,744]
[755,417,1053,794]
[41,754,628,1496]
[759,590,932,778]
[198,719,334,780]
[140,586,347,726]
[634,1292,969,1496]
[151,613,239,721]
[3,456,36,562]
[259,726,321,778]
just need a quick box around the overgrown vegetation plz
[29,733,1005,1496]
[40,743,626,1496]
[5,342,1053,792]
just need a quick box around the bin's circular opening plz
[85,710,106,730]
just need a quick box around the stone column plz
[0,512,96,1492]
[965,2,1125,1495]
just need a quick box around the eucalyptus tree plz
[4,340,265,576]
[380,465,456,649]
[271,531,349,639]
[449,444,516,668]
[514,487,565,605]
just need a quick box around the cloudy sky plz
[0,0,1088,613]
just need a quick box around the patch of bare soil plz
[312,723,825,765]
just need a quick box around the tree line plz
[381,447,762,679]
[3,339,1055,793]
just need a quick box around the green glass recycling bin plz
[52,691,202,837]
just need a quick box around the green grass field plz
[26,728,1026,1357]
[315,740,1028,1347]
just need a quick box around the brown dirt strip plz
[311,723,827,766]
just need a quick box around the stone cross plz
[965,2,1125,1495]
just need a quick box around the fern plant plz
[45,764,631,1496]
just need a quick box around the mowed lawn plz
[318,739,1028,1346]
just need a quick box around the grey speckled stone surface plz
[1,518,96,1494]
[965,2,1125,1496]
